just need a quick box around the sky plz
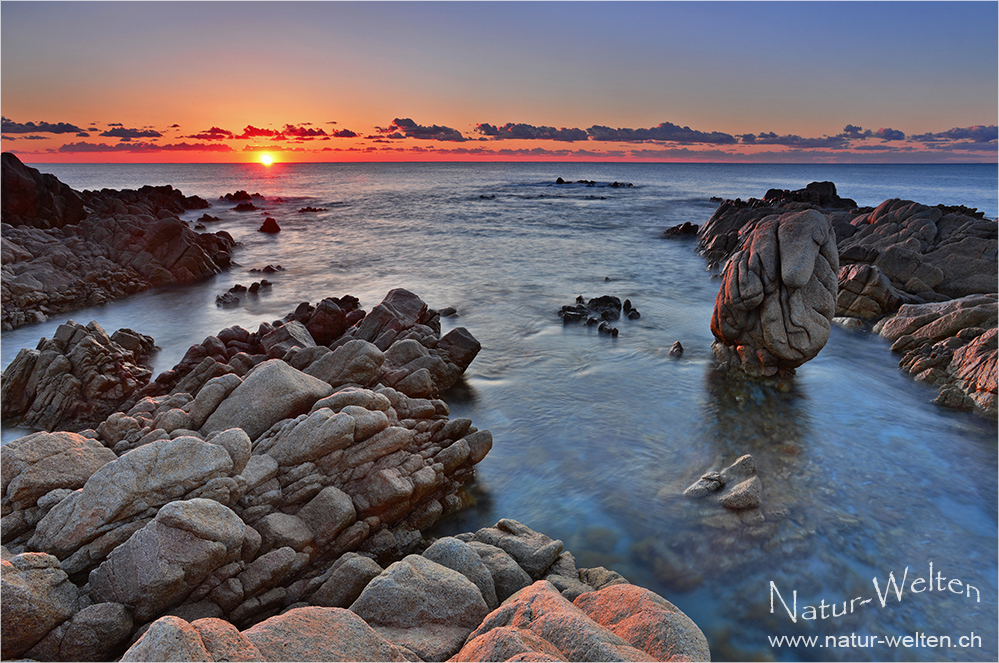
[1,1,997,163]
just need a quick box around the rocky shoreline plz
[1,154,235,331]
[680,181,997,416]
[2,165,995,662]
[1,285,710,661]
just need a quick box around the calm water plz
[3,162,997,661]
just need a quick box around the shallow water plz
[3,162,997,661]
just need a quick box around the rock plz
[0,321,156,431]
[839,199,997,300]
[668,341,684,358]
[201,359,333,441]
[837,263,912,319]
[461,581,650,662]
[875,294,998,415]
[243,606,407,662]
[468,540,534,603]
[718,476,763,510]
[119,616,211,662]
[260,320,316,358]
[573,583,711,662]
[305,339,385,388]
[474,518,565,579]
[710,209,839,377]
[26,601,134,662]
[216,292,240,307]
[661,221,699,238]
[89,499,247,622]
[1,156,234,331]
[296,486,357,547]
[189,618,265,661]
[424,536,499,610]
[258,217,281,233]
[1,431,116,510]
[312,553,383,608]
[350,554,489,661]
[29,436,237,568]
[0,552,82,659]
[452,626,570,662]
[2,152,86,229]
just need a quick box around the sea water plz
[2,161,997,661]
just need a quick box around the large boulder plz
[574,583,711,662]
[28,436,239,573]
[349,554,490,660]
[243,606,407,662]
[0,552,83,659]
[119,616,212,662]
[201,359,333,441]
[710,209,839,377]
[88,499,247,622]
[458,581,651,662]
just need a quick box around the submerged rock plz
[258,217,281,233]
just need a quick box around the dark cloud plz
[476,122,589,142]
[874,127,906,141]
[56,141,233,153]
[23,135,48,141]
[742,132,849,148]
[107,123,123,127]
[911,125,998,143]
[237,125,279,139]
[282,124,328,139]
[76,132,90,138]
[1,117,86,134]
[366,132,404,140]
[378,118,467,142]
[169,124,181,129]
[99,127,163,140]
[586,122,738,145]
[331,129,358,138]
[186,127,235,141]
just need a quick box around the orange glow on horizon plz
[259,153,274,165]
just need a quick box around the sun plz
[259,153,274,166]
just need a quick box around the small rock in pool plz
[229,284,247,293]
[598,321,619,337]
[627,309,641,320]
[258,217,281,233]
[216,292,239,308]
[669,341,684,358]
[438,306,458,317]
[233,202,258,211]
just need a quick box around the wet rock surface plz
[1,154,234,331]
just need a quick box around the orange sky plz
[2,2,996,164]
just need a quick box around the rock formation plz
[1,321,155,431]
[1,153,234,330]
[710,209,839,377]
[698,182,997,414]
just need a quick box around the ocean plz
[3,161,997,661]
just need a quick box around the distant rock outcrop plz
[1,153,234,330]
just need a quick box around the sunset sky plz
[2,1,996,163]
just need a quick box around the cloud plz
[840,124,871,139]
[99,127,163,140]
[476,122,589,142]
[282,124,328,139]
[169,124,181,128]
[911,125,998,143]
[874,127,906,141]
[586,122,738,145]
[378,118,467,141]
[56,141,233,153]
[107,123,123,127]
[330,129,358,138]
[186,126,235,141]
[1,117,86,134]
[741,131,849,148]
[237,125,279,139]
